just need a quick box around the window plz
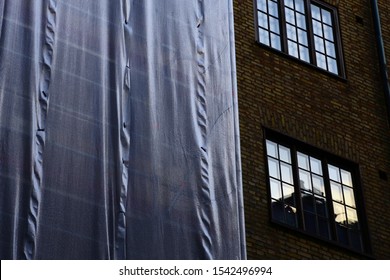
[265,130,369,253]
[255,0,344,76]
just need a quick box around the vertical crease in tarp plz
[24,0,57,260]
[196,0,213,259]
[115,0,132,260]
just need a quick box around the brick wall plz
[234,0,390,259]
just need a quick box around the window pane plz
[328,164,341,182]
[268,158,280,179]
[318,217,330,239]
[279,145,291,163]
[288,41,299,58]
[266,140,278,158]
[259,28,270,45]
[258,12,269,29]
[310,157,323,175]
[270,178,282,200]
[315,196,327,217]
[284,0,294,9]
[350,230,363,251]
[269,17,280,34]
[341,170,353,187]
[325,41,336,57]
[316,52,327,70]
[311,4,321,20]
[296,13,306,29]
[281,162,293,184]
[299,169,312,191]
[297,152,309,170]
[297,29,308,46]
[285,8,295,24]
[346,207,359,227]
[312,175,325,196]
[295,0,305,13]
[271,200,285,222]
[322,9,332,25]
[327,57,338,74]
[299,46,310,63]
[343,186,356,207]
[257,0,267,12]
[271,33,282,50]
[268,0,279,17]
[333,202,347,225]
[331,182,343,203]
[324,25,334,41]
[314,36,325,53]
[283,183,295,200]
[304,211,316,234]
[287,24,297,40]
[313,20,323,36]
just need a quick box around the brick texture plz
[234,0,390,259]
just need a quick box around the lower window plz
[265,130,369,253]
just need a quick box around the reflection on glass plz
[288,41,299,58]
[346,207,359,227]
[268,0,279,17]
[270,178,282,200]
[316,52,326,69]
[297,152,309,170]
[284,0,294,9]
[302,191,314,212]
[333,202,346,224]
[341,170,353,187]
[298,29,308,46]
[318,217,330,239]
[331,182,343,203]
[311,4,321,20]
[283,183,295,200]
[325,41,336,57]
[310,157,322,175]
[296,13,306,29]
[322,9,332,25]
[279,145,291,163]
[259,28,270,45]
[266,140,278,158]
[295,0,305,13]
[313,20,323,36]
[271,34,282,50]
[304,211,316,234]
[281,162,293,184]
[287,24,297,40]
[312,175,324,195]
[314,36,325,53]
[324,25,334,41]
[327,58,338,74]
[258,12,268,29]
[315,196,327,217]
[343,186,356,207]
[328,164,340,182]
[270,17,280,34]
[299,46,310,62]
[299,170,311,191]
[258,0,267,12]
[285,8,295,24]
[268,158,280,179]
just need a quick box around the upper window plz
[265,130,369,253]
[255,0,344,76]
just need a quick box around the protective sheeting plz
[0,0,245,259]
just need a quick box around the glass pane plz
[346,207,359,228]
[325,41,336,57]
[270,178,282,200]
[297,29,308,46]
[311,4,321,20]
[333,202,347,225]
[310,157,322,175]
[287,24,297,40]
[302,191,314,212]
[295,0,305,13]
[327,57,338,74]
[322,9,332,25]
[268,158,280,179]
[331,182,343,203]
[281,162,293,184]
[285,8,295,24]
[312,175,325,196]
[284,0,294,9]
[315,196,327,217]
[313,20,323,36]
[279,145,291,163]
[341,170,353,187]
[271,199,285,222]
[297,152,309,170]
[324,25,334,41]
[288,41,299,58]
[269,17,280,34]
[268,0,279,17]
[257,0,267,12]
[271,33,282,50]
[296,13,306,29]
[318,217,330,239]
[299,46,310,63]
[328,164,341,182]
[259,28,270,45]
[266,140,278,158]
[285,204,297,227]
[343,186,356,207]
[283,183,295,200]
[314,36,325,53]
[258,12,269,29]
[299,169,312,191]
[304,212,316,234]
[316,52,326,70]
[350,230,362,251]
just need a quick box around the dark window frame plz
[264,129,371,254]
[254,0,345,78]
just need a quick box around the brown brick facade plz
[234,0,390,259]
